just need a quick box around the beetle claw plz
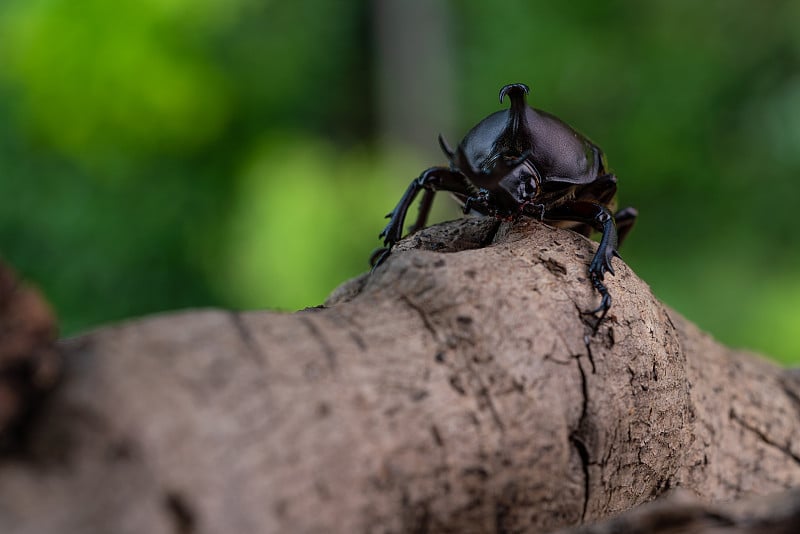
[589,258,607,278]
[379,215,402,244]
[379,224,399,246]
[602,264,614,277]
[583,297,611,318]
[582,271,612,325]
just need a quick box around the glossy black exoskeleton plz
[371,83,637,323]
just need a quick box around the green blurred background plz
[1,0,799,363]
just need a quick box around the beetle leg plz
[407,189,435,234]
[462,188,492,215]
[566,173,616,237]
[614,206,638,246]
[371,167,470,268]
[571,175,638,247]
[575,173,618,205]
[545,201,619,321]
[520,201,546,220]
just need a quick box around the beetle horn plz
[437,133,455,160]
[499,83,529,105]
[497,83,532,155]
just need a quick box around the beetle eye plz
[512,178,536,201]
[524,179,536,197]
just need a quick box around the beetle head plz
[434,84,543,212]
[440,83,540,210]
[493,157,541,209]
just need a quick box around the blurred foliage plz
[220,135,401,310]
[0,0,799,363]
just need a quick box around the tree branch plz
[1,218,799,533]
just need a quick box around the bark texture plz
[1,218,800,534]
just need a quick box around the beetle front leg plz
[545,201,619,321]
[371,167,469,268]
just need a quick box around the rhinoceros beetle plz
[371,83,637,322]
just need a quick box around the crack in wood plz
[325,310,367,352]
[229,311,267,367]
[570,434,591,524]
[572,353,592,522]
[400,295,438,340]
[164,491,196,534]
[299,316,337,370]
[729,409,800,465]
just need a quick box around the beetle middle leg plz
[571,173,638,247]
[407,189,435,235]
[371,167,471,268]
[545,201,620,322]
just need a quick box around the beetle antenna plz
[438,134,455,160]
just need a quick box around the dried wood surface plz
[1,218,799,533]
